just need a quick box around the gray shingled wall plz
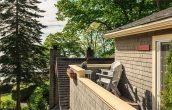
[115,33,152,110]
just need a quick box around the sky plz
[38,0,67,42]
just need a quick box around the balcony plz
[68,64,138,110]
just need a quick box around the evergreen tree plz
[0,0,46,109]
[161,41,172,110]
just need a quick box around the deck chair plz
[96,61,123,96]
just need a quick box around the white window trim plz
[156,40,170,110]
[152,34,172,110]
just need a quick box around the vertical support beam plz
[54,58,59,107]
[49,47,58,109]
[55,46,61,107]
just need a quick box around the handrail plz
[69,65,85,78]
[75,64,111,68]
[87,64,111,67]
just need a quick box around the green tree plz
[44,32,84,57]
[55,0,172,57]
[161,41,172,110]
[56,0,171,31]
[155,0,172,10]
[0,0,46,109]
[83,22,114,57]
[28,84,48,110]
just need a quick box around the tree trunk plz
[156,0,161,10]
[114,0,129,21]
[15,0,21,109]
[16,77,21,110]
[0,91,1,109]
[138,0,145,18]
[91,31,93,44]
[94,32,98,54]
[102,38,106,53]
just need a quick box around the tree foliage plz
[0,0,47,109]
[28,84,48,110]
[52,0,172,58]
[56,0,172,29]
[44,32,84,57]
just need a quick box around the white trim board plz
[105,17,172,38]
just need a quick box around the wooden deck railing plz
[68,65,136,110]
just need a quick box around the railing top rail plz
[73,64,111,68]
[69,65,85,78]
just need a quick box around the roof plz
[107,7,172,34]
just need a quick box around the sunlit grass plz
[1,93,13,102]
[0,93,28,109]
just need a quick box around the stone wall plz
[115,33,152,110]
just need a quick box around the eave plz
[104,17,172,38]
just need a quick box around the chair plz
[96,62,116,87]
[85,70,93,79]
[96,61,123,96]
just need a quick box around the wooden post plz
[49,47,58,109]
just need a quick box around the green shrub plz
[161,41,172,110]
[1,100,15,110]
[22,106,30,110]
[12,85,36,102]
[28,84,48,110]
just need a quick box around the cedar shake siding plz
[105,7,172,110]
[116,33,152,110]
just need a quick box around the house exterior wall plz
[114,28,172,110]
[115,33,153,110]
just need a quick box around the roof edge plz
[105,17,172,38]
